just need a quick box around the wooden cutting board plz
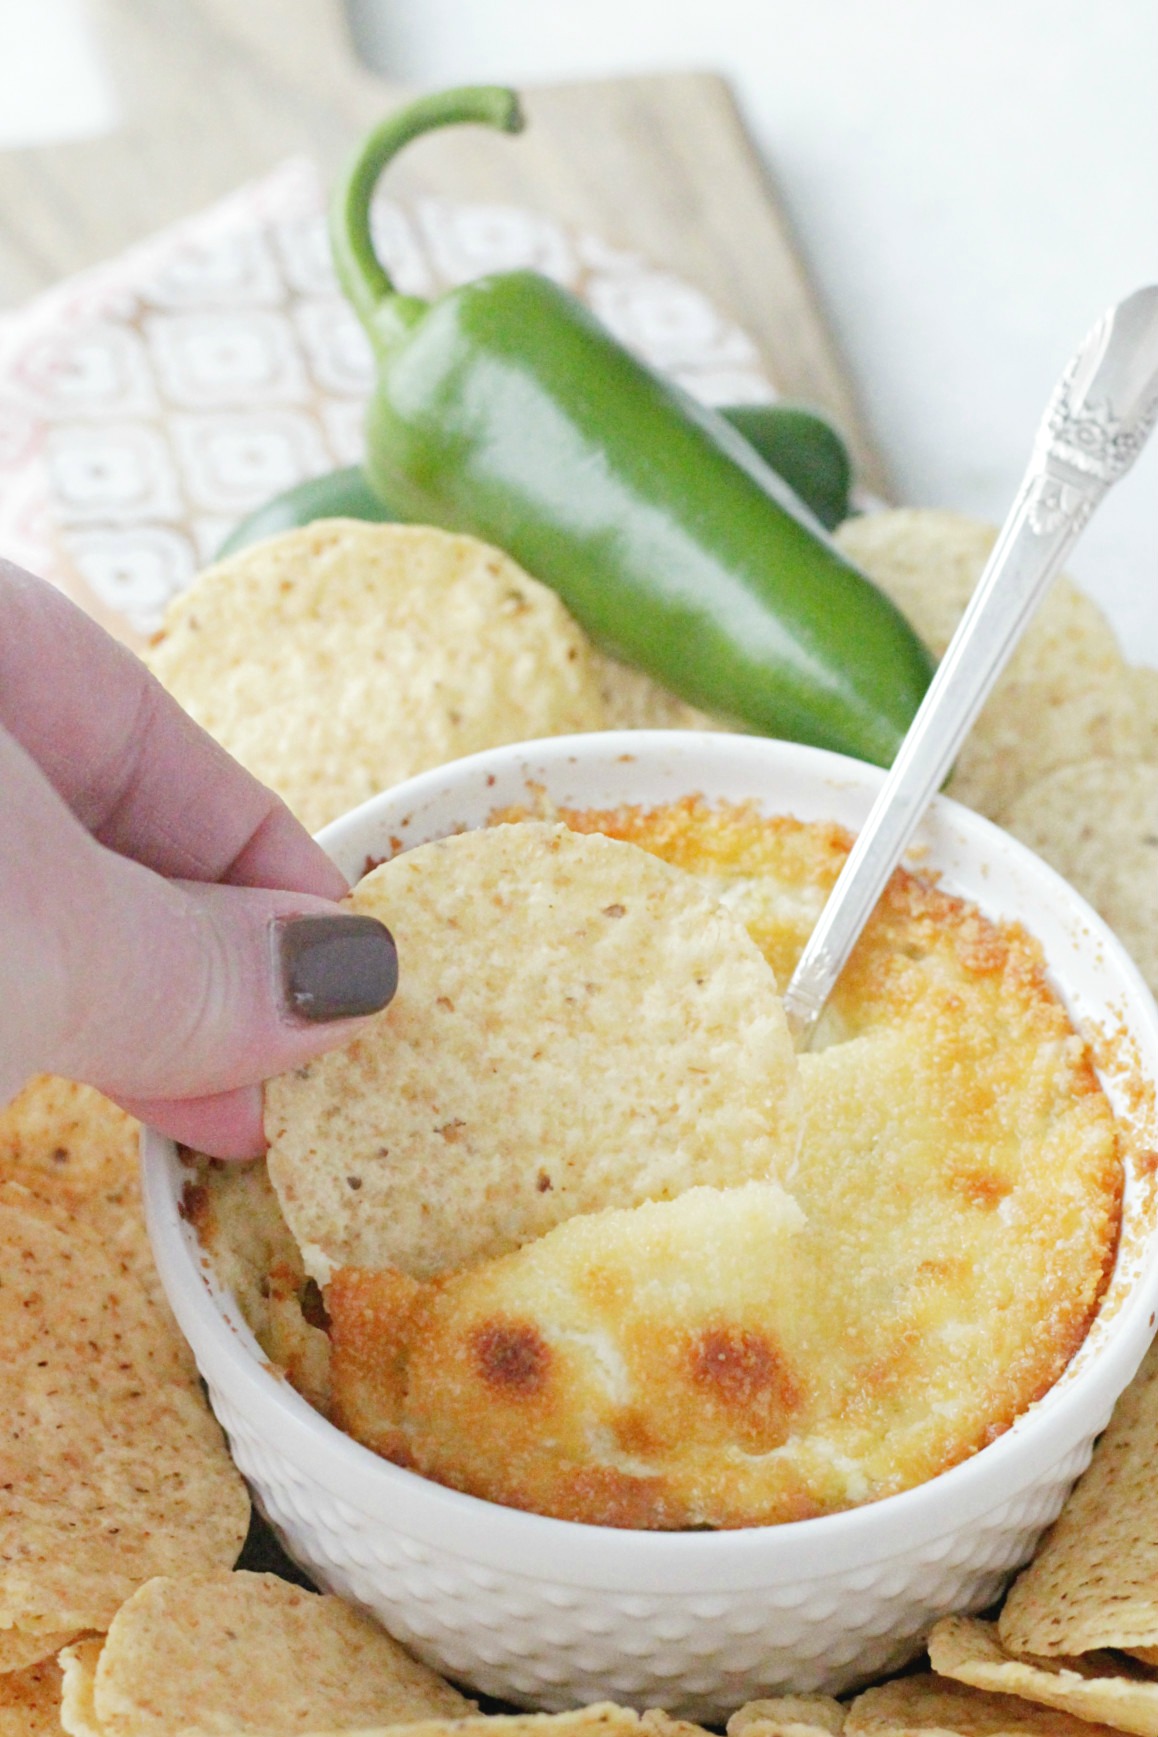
[0,0,889,497]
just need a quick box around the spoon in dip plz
[783,284,1158,1049]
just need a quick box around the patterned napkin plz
[0,158,776,648]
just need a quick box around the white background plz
[3,0,1156,654]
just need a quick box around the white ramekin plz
[143,733,1158,1719]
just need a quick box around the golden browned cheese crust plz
[323,799,1119,1529]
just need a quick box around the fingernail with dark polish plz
[276,915,398,1022]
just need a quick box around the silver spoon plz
[782,284,1158,1050]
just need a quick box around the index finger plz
[0,560,348,898]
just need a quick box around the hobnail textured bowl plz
[143,733,1158,1720]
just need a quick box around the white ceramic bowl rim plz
[144,731,1158,1595]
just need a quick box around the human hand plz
[0,560,397,1158]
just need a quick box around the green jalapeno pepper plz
[721,404,851,532]
[216,403,851,561]
[216,467,395,559]
[331,85,933,766]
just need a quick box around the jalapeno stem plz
[331,85,524,341]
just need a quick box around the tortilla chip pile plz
[836,510,1158,1001]
[0,1563,707,1737]
[57,1571,472,1737]
[146,510,1158,1005]
[5,509,1158,1725]
[0,1077,249,1688]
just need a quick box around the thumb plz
[53,870,398,1100]
[69,879,397,1158]
[2,733,397,1136]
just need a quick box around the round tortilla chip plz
[929,1616,1158,1737]
[0,1079,136,1196]
[835,508,1123,687]
[0,1078,187,1375]
[845,1672,1122,1735]
[999,1336,1158,1658]
[728,1698,846,1737]
[0,1185,249,1635]
[1003,759,1158,997]
[947,674,1145,823]
[266,821,802,1281]
[78,1572,470,1737]
[147,521,607,833]
[59,1639,101,1737]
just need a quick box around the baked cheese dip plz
[190,799,1121,1530]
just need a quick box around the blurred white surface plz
[0,0,116,148]
[348,0,1158,657]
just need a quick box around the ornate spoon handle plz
[783,285,1158,1049]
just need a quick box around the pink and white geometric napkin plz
[0,158,776,648]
